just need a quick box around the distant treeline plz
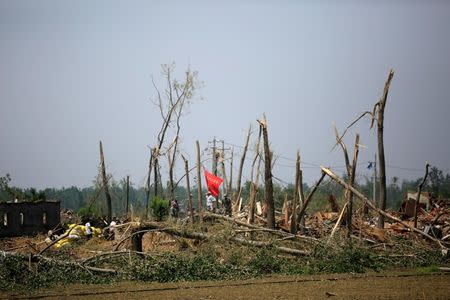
[1,167,449,217]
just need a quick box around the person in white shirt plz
[206,192,216,212]
[104,219,117,240]
[85,222,92,240]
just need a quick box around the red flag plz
[203,168,223,197]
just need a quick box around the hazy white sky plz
[1,0,449,189]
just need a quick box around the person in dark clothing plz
[171,199,179,218]
[223,194,232,217]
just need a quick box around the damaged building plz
[0,200,60,237]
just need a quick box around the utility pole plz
[196,141,203,224]
[373,153,377,206]
[126,175,130,216]
[364,154,377,216]
[212,137,217,176]
[228,147,234,194]
[221,140,229,195]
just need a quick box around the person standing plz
[171,198,179,218]
[85,222,92,240]
[223,194,232,217]
[108,218,117,240]
[206,191,216,212]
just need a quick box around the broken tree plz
[235,125,252,208]
[376,70,395,228]
[334,69,394,229]
[258,115,275,229]
[99,141,112,223]
[290,150,300,234]
[248,126,262,224]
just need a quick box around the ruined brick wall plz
[0,201,60,237]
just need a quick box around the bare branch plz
[333,124,350,174]
[151,76,167,123]
[332,111,374,151]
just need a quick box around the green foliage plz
[77,205,102,223]
[378,247,447,269]
[150,196,169,221]
[309,244,383,274]
[1,240,448,292]
[248,247,283,274]
[0,254,113,291]
[126,253,248,282]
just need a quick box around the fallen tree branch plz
[328,202,348,243]
[229,236,309,256]
[0,251,117,274]
[297,171,327,225]
[205,212,319,243]
[130,220,310,256]
[114,229,168,251]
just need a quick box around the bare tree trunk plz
[196,141,203,224]
[346,134,360,237]
[259,116,275,229]
[414,163,430,228]
[298,158,306,228]
[145,149,153,219]
[297,172,326,224]
[290,150,300,234]
[157,163,164,198]
[248,183,257,224]
[154,155,158,198]
[182,155,194,224]
[168,100,185,201]
[377,69,394,229]
[126,175,130,216]
[131,231,144,252]
[248,127,262,224]
[329,202,349,241]
[235,125,251,205]
[99,141,112,223]
[246,155,262,222]
[167,148,174,201]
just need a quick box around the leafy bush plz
[126,253,249,282]
[309,244,383,273]
[0,254,113,291]
[248,247,283,274]
[150,197,170,221]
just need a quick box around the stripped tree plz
[334,69,394,229]
[290,150,300,234]
[99,141,112,223]
[258,115,275,229]
[234,125,252,209]
[248,126,262,224]
[333,125,360,237]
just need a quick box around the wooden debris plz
[321,166,447,248]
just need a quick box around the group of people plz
[85,218,118,240]
[169,192,232,219]
[206,191,232,216]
